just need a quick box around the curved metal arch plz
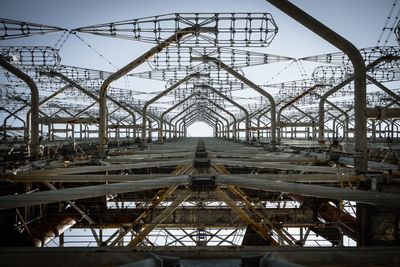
[267,0,367,174]
[198,97,237,139]
[98,27,205,155]
[177,110,220,138]
[175,104,227,138]
[170,96,237,139]
[159,92,200,143]
[192,56,277,144]
[318,57,400,151]
[185,115,217,137]
[198,85,250,141]
[0,56,40,157]
[142,72,207,144]
[201,106,230,138]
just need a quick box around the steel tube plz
[98,27,207,153]
[267,0,367,173]
[218,175,400,208]
[160,93,199,143]
[0,176,190,210]
[196,56,277,144]
[0,57,40,157]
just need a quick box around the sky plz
[0,0,398,137]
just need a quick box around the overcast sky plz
[1,0,398,136]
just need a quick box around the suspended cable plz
[264,59,296,84]
[376,0,400,46]
[71,32,134,90]
[54,30,71,50]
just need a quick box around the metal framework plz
[75,13,278,47]
[0,2,400,267]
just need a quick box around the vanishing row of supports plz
[2,52,399,155]
[2,1,400,176]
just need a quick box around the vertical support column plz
[267,0,367,173]
[0,57,40,157]
[98,28,201,156]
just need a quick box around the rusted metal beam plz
[108,186,178,246]
[27,160,192,175]
[127,189,192,247]
[213,159,340,174]
[267,0,367,174]
[214,187,280,246]
[1,246,400,267]
[98,27,213,155]
[75,207,314,228]
[0,56,40,157]
[218,175,400,208]
[0,176,189,210]
[43,182,101,246]
[227,185,295,245]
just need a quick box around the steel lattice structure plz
[75,13,278,47]
[0,18,65,40]
[0,3,400,267]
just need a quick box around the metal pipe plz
[203,106,230,137]
[45,71,137,135]
[194,56,277,144]
[99,28,207,154]
[0,176,190,210]
[201,85,249,141]
[160,93,199,143]
[142,73,206,145]
[0,57,40,157]
[266,0,367,173]
[218,175,400,208]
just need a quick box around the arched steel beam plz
[3,84,72,133]
[177,110,220,138]
[318,56,400,151]
[199,84,249,141]
[192,117,219,137]
[142,72,208,146]
[0,56,40,157]
[266,0,367,173]
[185,115,217,137]
[200,112,224,137]
[202,106,230,138]
[200,97,237,138]
[171,104,197,137]
[98,27,212,154]
[159,92,199,143]
[277,85,322,143]
[192,56,277,145]
[44,71,138,128]
[175,105,227,138]
[0,107,26,137]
